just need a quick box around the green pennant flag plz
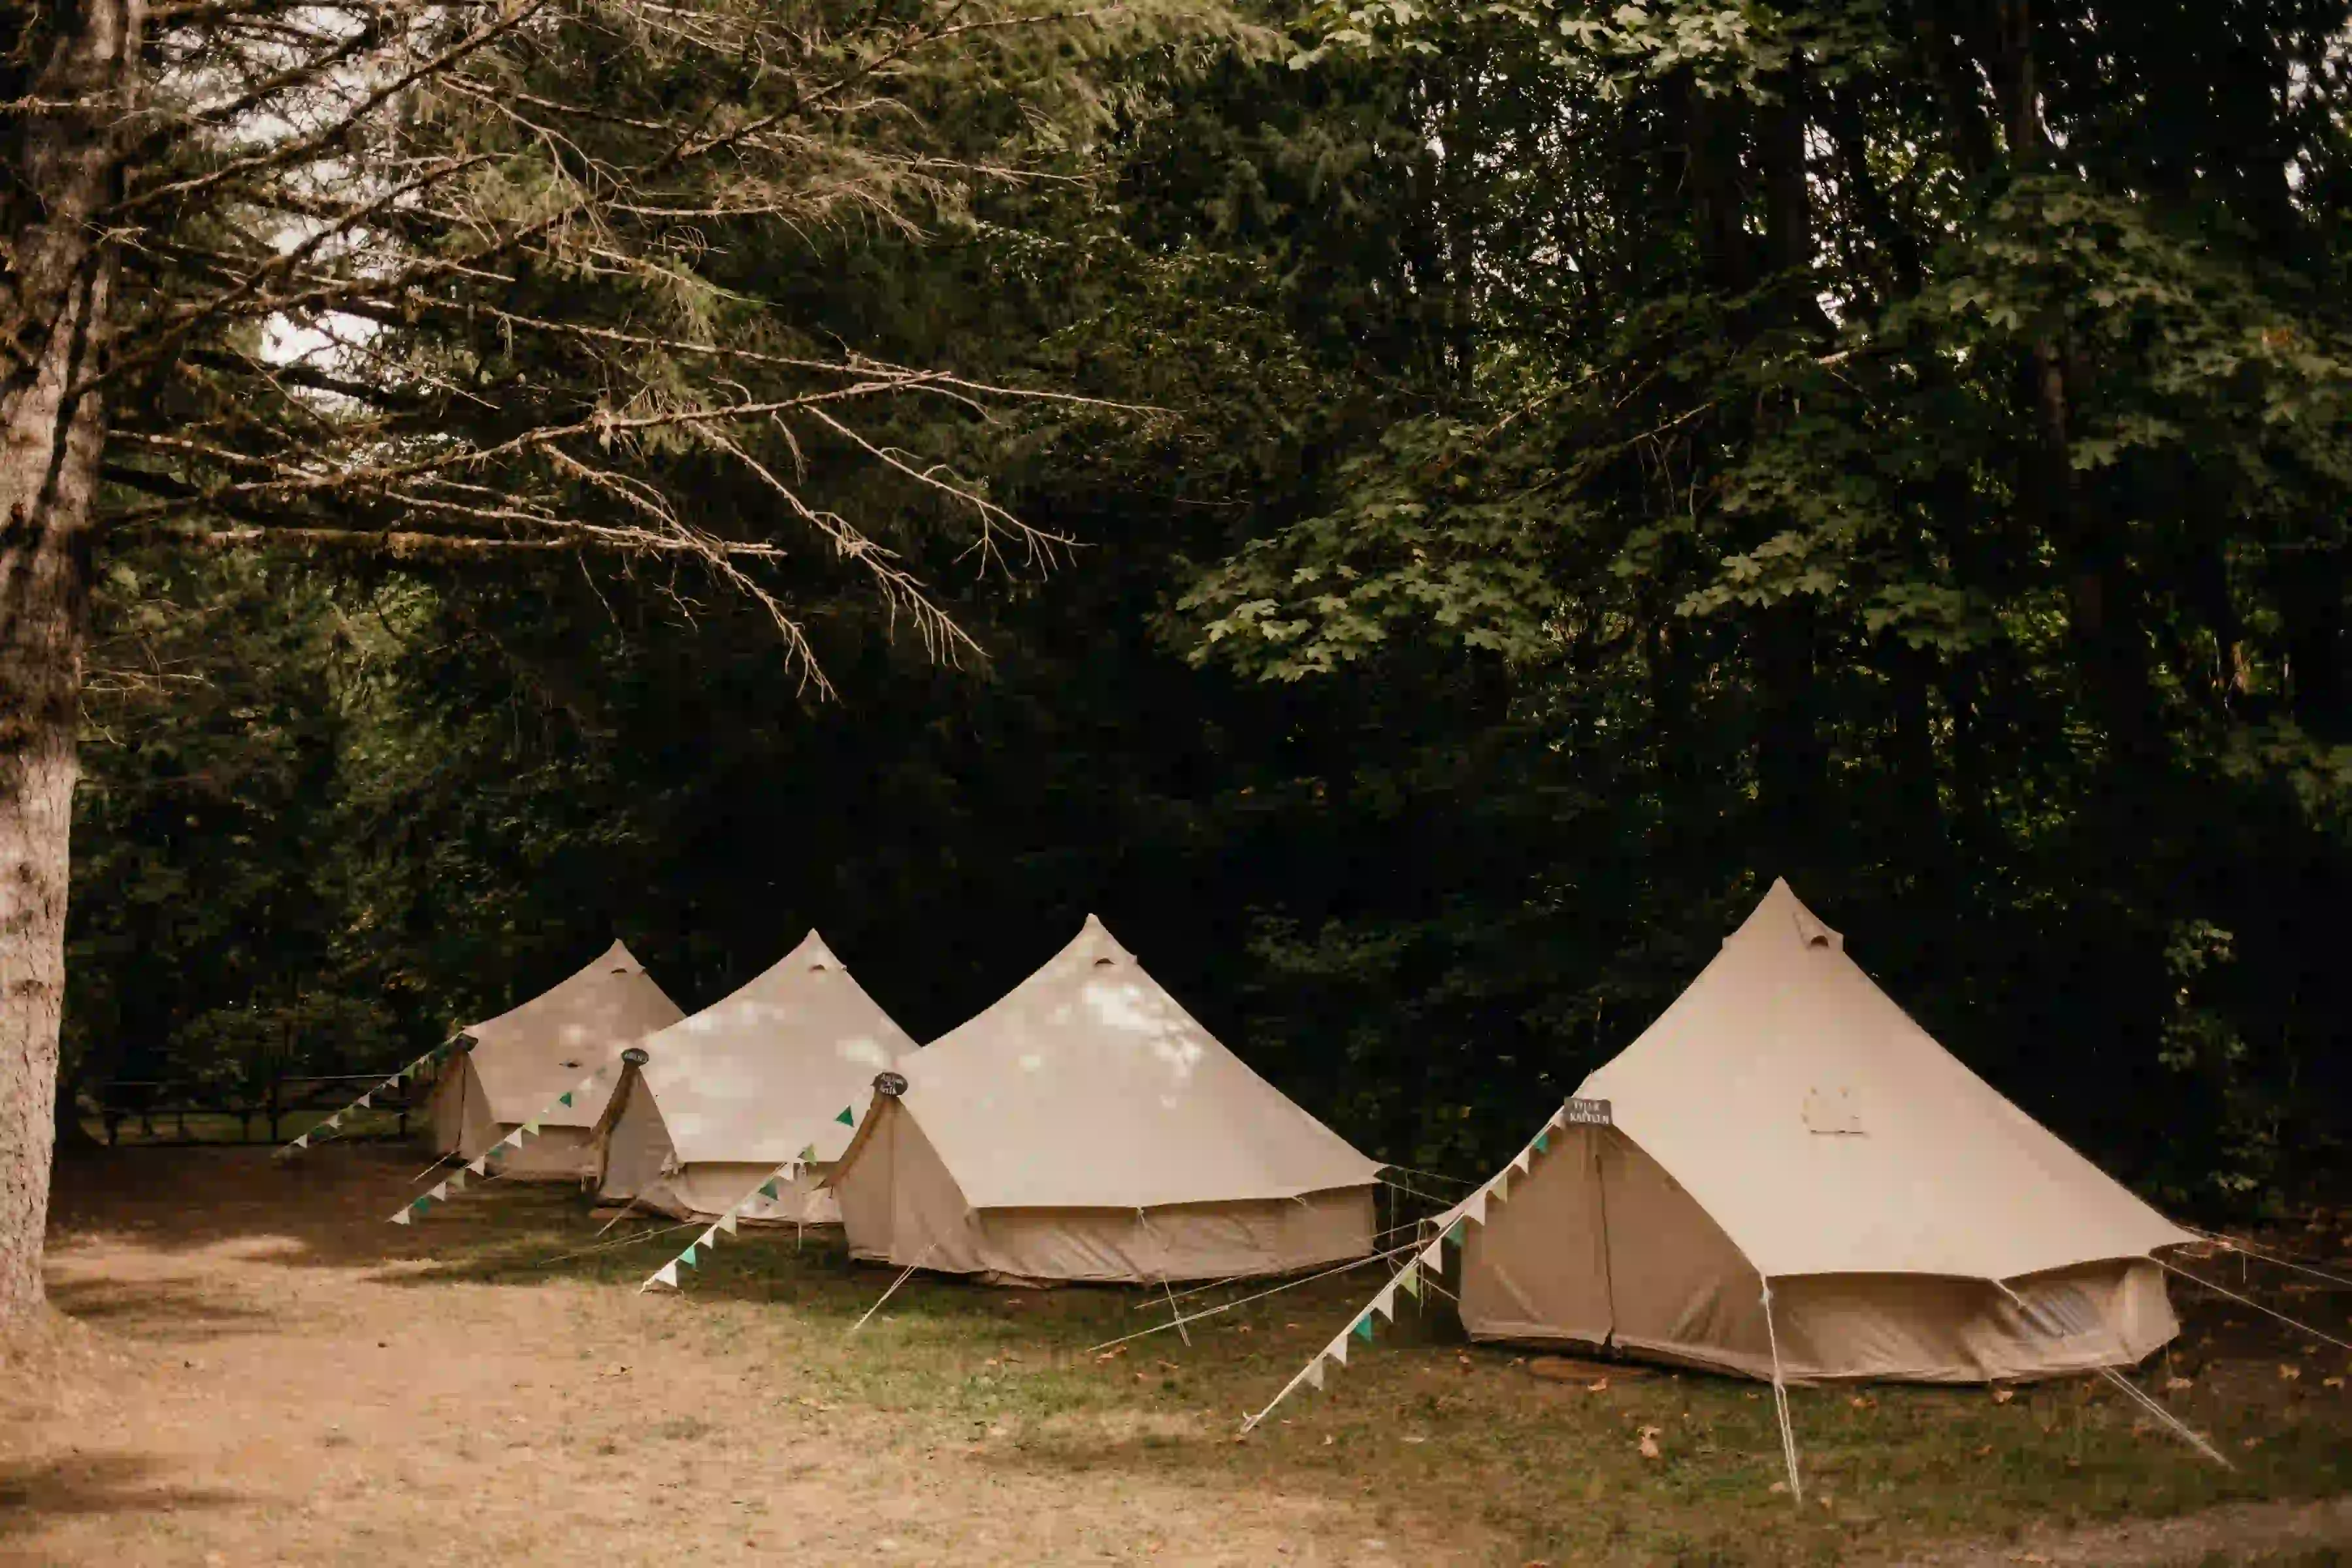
[834,1107,854,1126]
[798,1145,815,1162]
[1444,1220,1465,1247]
[1533,1132,1550,1154]
[557,1092,574,1109]
[758,1181,780,1201]
[1399,1266,1422,1301]
[1352,1315,1375,1345]
[411,1196,433,1215]
[679,1245,698,1268]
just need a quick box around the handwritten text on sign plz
[1560,1098,1612,1126]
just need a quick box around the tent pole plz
[1759,1278,1804,1505]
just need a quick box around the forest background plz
[61,0,2352,1213]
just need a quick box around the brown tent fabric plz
[1447,881,2193,1382]
[423,940,683,1181]
[828,915,1381,1285]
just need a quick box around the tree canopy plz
[33,0,2352,1274]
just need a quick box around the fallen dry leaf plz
[2280,1364,2303,1381]
[2323,1377,2345,1390]
[1637,1425,1663,1460]
[1586,1378,1610,1394]
[1849,1395,1877,1411]
[2164,1376,2194,1392]
[1992,1388,2016,1405]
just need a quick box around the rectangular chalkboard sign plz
[1560,1098,1612,1126]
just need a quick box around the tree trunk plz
[0,0,136,1326]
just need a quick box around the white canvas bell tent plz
[1250,880,2196,1431]
[826,914,1385,1286]
[427,940,685,1181]
[595,931,919,1224]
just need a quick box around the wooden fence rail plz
[86,1073,431,1147]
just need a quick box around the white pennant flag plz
[1464,1190,1488,1226]
[357,1094,372,1110]
[1511,1146,1532,1175]
[699,1226,721,1252]
[1420,1239,1447,1272]
[1492,1169,1512,1202]
[429,1181,449,1202]
[467,1157,488,1176]
[1372,1282,1399,1322]
[1327,1333,1349,1367]
[291,1134,310,1150]
[390,1209,413,1226]
[717,1211,740,1237]
[1303,1357,1325,1391]
[652,1262,679,1289]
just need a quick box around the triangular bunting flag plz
[1463,1191,1488,1226]
[1352,1314,1376,1344]
[757,1181,780,1201]
[1372,1283,1399,1321]
[1533,1131,1550,1154]
[798,1145,815,1162]
[1303,1356,1325,1391]
[412,1195,433,1215]
[1327,1334,1349,1367]
[357,1094,372,1110]
[1400,1264,1422,1301]
[468,1157,488,1176]
[429,1181,449,1201]
[390,1208,413,1226]
[1492,1169,1512,1201]
[834,1107,855,1126]
[447,1171,468,1192]
[717,1213,740,1237]
[653,1262,679,1288]
[679,1245,698,1268]
[523,1120,542,1136]
[291,1134,310,1150]
[1443,1219,1466,1247]
[1511,1148,1531,1175]
[557,1092,574,1108]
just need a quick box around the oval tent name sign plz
[872,1071,909,1098]
[1560,1098,1612,1126]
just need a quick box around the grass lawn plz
[409,1181,2352,1565]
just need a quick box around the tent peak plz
[788,928,843,972]
[1734,878,1843,955]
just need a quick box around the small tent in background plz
[595,931,919,1224]
[827,914,1384,1286]
[428,939,685,1181]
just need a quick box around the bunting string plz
[1239,1101,1586,1434]
[2178,1226,2352,1294]
[387,1053,626,1225]
[275,1036,461,1160]
[636,1096,863,1290]
[1096,1236,1433,1359]
[636,1151,814,1292]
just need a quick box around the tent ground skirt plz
[1460,1123,2178,1382]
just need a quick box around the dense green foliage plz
[71,0,2352,1208]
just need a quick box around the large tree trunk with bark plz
[0,0,135,1326]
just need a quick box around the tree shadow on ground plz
[46,1143,593,1271]
[46,1277,281,1345]
[0,1453,240,1539]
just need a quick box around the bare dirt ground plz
[5,1147,2349,1567]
